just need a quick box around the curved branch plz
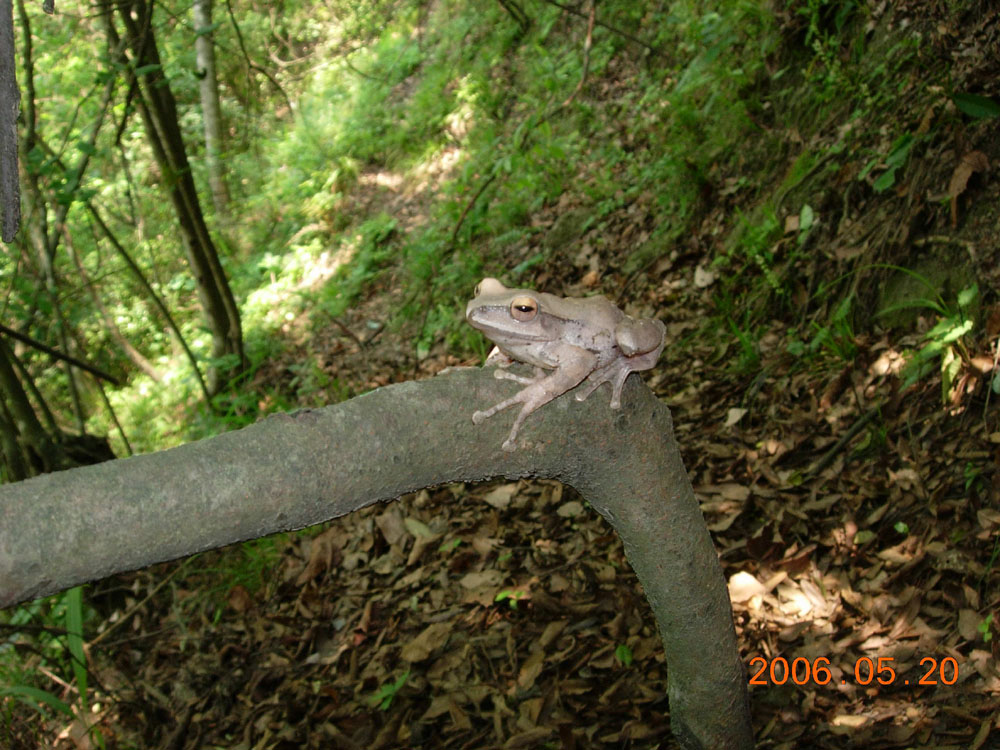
[0,368,752,750]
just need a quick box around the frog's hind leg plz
[606,365,634,409]
[574,360,638,409]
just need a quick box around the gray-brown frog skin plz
[465,277,666,451]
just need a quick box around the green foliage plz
[727,315,763,375]
[804,294,858,362]
[615,643,634,667]
[494,589,529,609]
[368,670,410,710]
[964,461,986,493]
[0,684,74,722]
[317,214,399,319]
[63,587,88,712]
[899,285,978,400]
[438,538,462,554]
[0,591,104,745]
[794,0,860,101]
[978,614,994,644]
[859,132,917,193]
[735,209,784,292]
[951,92,1000,120]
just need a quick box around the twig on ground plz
[806,405,880,479]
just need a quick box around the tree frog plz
[466,278,666,451]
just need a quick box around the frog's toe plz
[472,410,487,424]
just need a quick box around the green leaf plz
[938,318,973,345]
[615,644,634,667]
[786,339,806,357]
[957,284,979,309]
[0,685,74,719]
[872,167,896,193]
[978,614,994,643]
[798,204,814,233]
[65,587,88,709]
[368,670,410,710]
[494,589,528,609]
[885,134,914,168]
[952,92,1000,119]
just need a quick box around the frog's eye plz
[510,296,538,322]
[474,282,482,296]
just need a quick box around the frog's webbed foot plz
[574,361,633,408]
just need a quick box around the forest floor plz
[7,3,1000,750]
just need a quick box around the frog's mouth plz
[468,314,548,342]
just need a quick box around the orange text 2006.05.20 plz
[748,655,959,687]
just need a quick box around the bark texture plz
[193,0,230,220]
[0,368,753,749]
[0,0,18,242]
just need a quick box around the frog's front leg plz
[474,356,596,450]
[484,347,546,386]
[493,366,546,386]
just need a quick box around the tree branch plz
[538,0,655,52]
[0,322,120,385]
[0,368,752,750]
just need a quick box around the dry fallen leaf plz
[401,621,453,662]
[694,265,716,288]
[556,500,585,517]
[482,483,518,510]
[725,407,748,426]
[948,150,989,226]
[729,571,767,603]
[295,527,343,585]
[958,609,984,642]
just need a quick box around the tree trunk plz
[0,0,19,242]
[193,0,230,221]
[0,368,754,749]
[0,337,62,477]
[102,0,245,393]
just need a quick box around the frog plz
[465,277,666,451]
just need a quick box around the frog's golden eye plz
[510,296,538,322]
